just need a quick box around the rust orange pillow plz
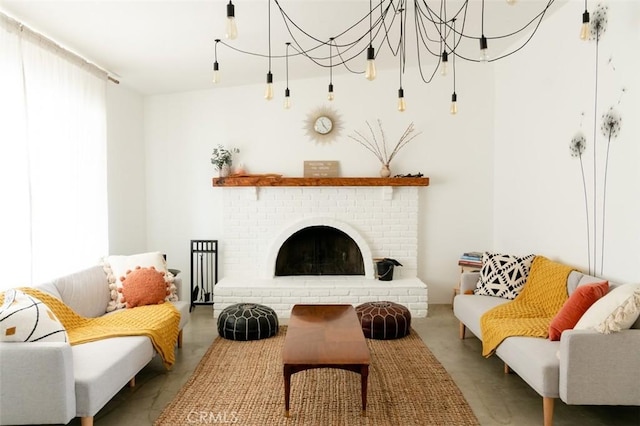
[118,266,169,309]
[549,281,609,341]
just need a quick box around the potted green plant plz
[210,145,239,177]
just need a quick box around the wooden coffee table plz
[282,304,370,417]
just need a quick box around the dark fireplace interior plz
[275,226,365,276]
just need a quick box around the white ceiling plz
[0,0,566,95]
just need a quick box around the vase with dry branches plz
[348,120,421,177]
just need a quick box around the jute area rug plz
[155,327,479,426]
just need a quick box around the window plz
[0,14,108,289]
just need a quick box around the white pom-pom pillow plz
[574,283,640,333]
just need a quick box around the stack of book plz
[458,251,483,268]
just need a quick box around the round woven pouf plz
[356,301,412,340]
[217,303,279,341]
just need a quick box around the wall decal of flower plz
[600,107,622,139]
[572,4,626,276]
[589,3,609,40]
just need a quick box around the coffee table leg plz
[361,364,369,416]
[283,365,291,417]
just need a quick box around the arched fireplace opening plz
[275,225,365,276]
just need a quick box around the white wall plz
[493,0,640,282]
[106,83,147,255]
[143,62,495,303]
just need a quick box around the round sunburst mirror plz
[304,105,342,144]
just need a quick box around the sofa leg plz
[80,416,93,426]
[129,377,135,387]
[459,322,466,339]
[504,363,511,374]
[543,397,554,426]
[177,329,183,348]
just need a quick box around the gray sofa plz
[453,270,640,426]
[0,265,190,426]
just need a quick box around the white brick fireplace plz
[213,181,428,318]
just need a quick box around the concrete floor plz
[70,305,640,426]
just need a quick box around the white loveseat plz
[453,270,640,426]
[0,265,190,426]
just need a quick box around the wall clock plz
[304,105,343,144]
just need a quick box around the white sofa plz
[0,265,190,426]
[453,270,640,426]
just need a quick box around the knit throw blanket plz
[8,288,180,369]
[480,256,574,357]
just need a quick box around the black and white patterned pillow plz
[475,252,536,299]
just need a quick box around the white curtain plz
[0,14,108,289]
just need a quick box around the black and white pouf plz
[217,303,279,341]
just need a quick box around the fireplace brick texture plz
[214,186,428,318]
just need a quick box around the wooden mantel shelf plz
[212,176,429,187]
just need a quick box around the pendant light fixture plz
[264,0,273,100]
[450,19,458,115]
[225,1,237,40]
[365,0,376,81]
[440,51,448,76]
[479,0,489,62]
[328,38,335,101]
[580,0,590,40]
[214,1,559,107]
[212,39,220,83]
[284,42,291,109]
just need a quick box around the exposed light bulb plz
[212,62,220,83]
[450,92,458,115]
[479,36,489,63]
[440,51,448,76]
[506,0,517,5]
[327,83,334,101]
[264,72,273,100]
[397,88,406,112]
[225,1,237,40]
[365,46,376,81]
[580,11,590,40]
[283,88,291,109]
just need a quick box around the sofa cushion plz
[47,265,111,318]
[72,336,154,417]
[575,282,640,333]
[453,294,509,339]
[103,252,178,312]
[474,252,535,299]
[549,281,609,341]
[496,336,561,398]
[0,289,68,343]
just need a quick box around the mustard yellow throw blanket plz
[5,288,180,369]
[480,256,574,357]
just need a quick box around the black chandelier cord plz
[481,0,485,36]
[268,0,272,73]
[369,0,373,46]
[452,18,457,94]
[285,42,290,89]
[329,38,333,84]
[273,0,391,72]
